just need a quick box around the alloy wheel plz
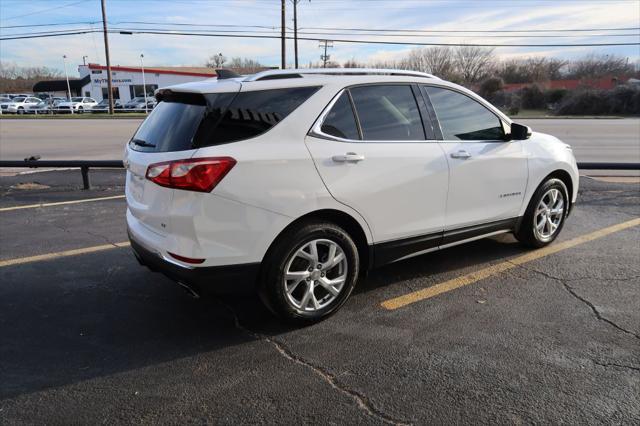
[283,238,348,312]
[534,188,565,241]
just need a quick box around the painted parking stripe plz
[381,217,640,310]
[0,242,131,268]
[0,194,125,212]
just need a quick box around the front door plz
[306,84,449,263]
[423,85,528,230]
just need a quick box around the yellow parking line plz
[0,194,125,212]
[381,217,640,310]
[0,242,131,268]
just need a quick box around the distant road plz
[0,117,638,163]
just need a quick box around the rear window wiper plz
[130,138,156,148]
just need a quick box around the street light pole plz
[82,55,88,66]
[140,53,148,114]
[62,55,74,115]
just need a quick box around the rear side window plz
[130,87,319,152]
[214,86,320,144]
[349,85,425,141]
[321,92,360,140]
[424,86,504,141]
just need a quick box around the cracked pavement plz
[0,170,639,424]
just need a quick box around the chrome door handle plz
[332,152,365,163]
[450,150,472,159]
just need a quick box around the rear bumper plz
[128,230,260,295]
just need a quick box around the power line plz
[298,26,640,33]
[0,0,89,22]
[2,28,639,48]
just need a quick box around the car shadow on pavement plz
[0,233,528,401]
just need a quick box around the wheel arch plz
[542,169,574,213]
[261,208,372,274]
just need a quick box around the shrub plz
[519,84,546,109]
[478,76,504,100]
[554,85,640,115]
[544,88,568,105]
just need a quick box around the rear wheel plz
[259,220,359,323]
[515,178,569,248]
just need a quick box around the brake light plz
[146,157,236,192]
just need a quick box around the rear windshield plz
[130,86,320,152]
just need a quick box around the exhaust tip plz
[177,281,201,299]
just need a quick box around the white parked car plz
[55,97,98,113]
[125,68,578,323]
[1,96,45,114]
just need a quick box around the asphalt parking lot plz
[0,170,638,424]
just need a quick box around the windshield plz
[13,97,25,102]
[71,97,83,102]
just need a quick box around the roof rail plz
[245,68,438,82]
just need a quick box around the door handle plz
[450,150,472,159]
[332,152,365,163]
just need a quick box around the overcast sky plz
[1,0,639,73]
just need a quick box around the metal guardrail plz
[0,160,638,190]
[0,160,124,190]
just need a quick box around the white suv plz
[125,69,578,322]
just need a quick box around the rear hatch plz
[125,80,241,236]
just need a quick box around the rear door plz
[422,85,528,230]
[306,84,449,263]
[125,82,241,236]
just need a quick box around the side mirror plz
[508,122,532,140]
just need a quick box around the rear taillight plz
[146,157,236,192]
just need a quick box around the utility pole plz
[280,0,286,69]
[293,0,299,68]
[101,0,114,115]
[319,40,333,68]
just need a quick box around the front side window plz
[321,92,360,140]
[349,85,425,141]
[424,86,504,141]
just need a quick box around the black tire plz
[515,178,569,248]
[77,107,84,114]
[259,220,360,323]
[17,107,24,115]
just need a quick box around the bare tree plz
[226,57,265,73]
[343,58,365,68]
[454,46,495,83]
[402,47,457,80]
[566,54,635,79]
[0,61,62,92]
[205,53,227,68]
[497,57,566,83]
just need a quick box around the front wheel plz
[259,221,360,323]
[515,178,569,248]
